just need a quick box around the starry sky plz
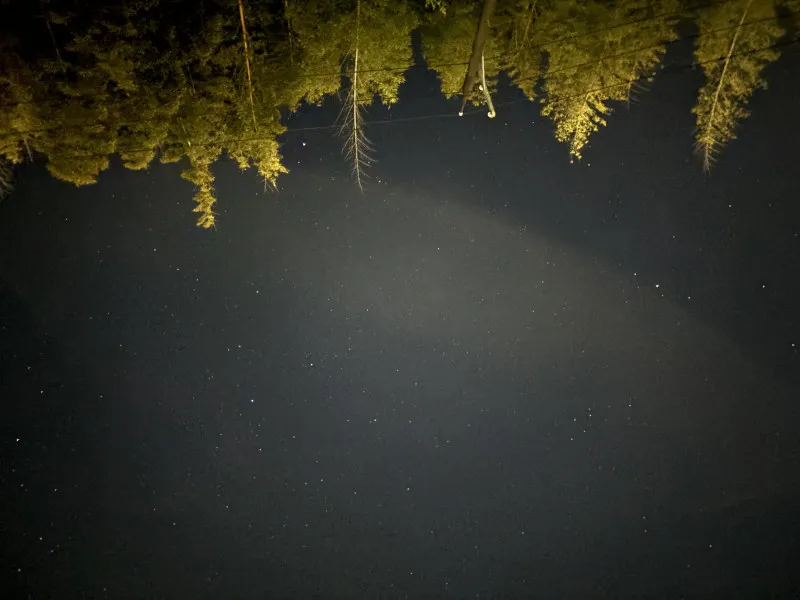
[2,40,800,598]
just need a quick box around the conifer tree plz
[0,0,796,227]
[539,0,678,162]
[692,0,784,170]
[286,0,417,187]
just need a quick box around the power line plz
[3,32,796,162]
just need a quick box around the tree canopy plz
[0,0,797,225]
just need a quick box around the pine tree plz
[341,0,371,191]
[287,0,417,188]
[279,0,351,108]
[539,0,678,162]
[0,0,795,228]
[692,0,784,170]
[352,0,417,106]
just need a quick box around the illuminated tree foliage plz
[343,0,417,186]
[0,0,795,227]
[0,0,291,227]
[157,10,288,227]
[282,0,416,106]
[421,0,505,102]
[284,0,417,186]
[422,0,484,99]
[0,42,44,187]
[496,0,548,102]
[538,0,679,162]
[280,0,351,107]
[692,0,784,170]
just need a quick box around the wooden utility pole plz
[459,0,497,116]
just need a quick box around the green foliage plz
[0,49,45,167]
[422,0,494,99]
[425,0,449,16]
[692,0,784,170]
[0,0,794,228]
[284,0,417,107]
[352,0,418,106]
[539,0,679,162]
[495,0,549,102]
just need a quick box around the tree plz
[0,0,292,227]
[159,10,288,227]
[692,0,784,170]
[0,26,48,190]
[539,0,679,162]
[497,0,548,102]
[0,0,796,229]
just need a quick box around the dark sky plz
[2,39,800,598]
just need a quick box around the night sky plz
[2,38,800,598]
